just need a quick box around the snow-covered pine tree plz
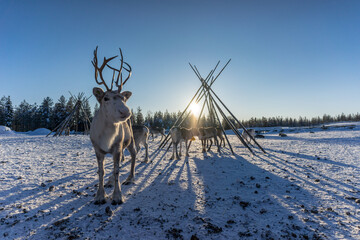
[153,111,163,127]
[52,96,67,129]
[0,96,5,126]
[3,96,13,128]
[65,97,75,131]
[145,111,153,127]
[93,103,99,116]
[79,97,92,132]
[13,100,32,132]
[39,97,53,129]
[136,106,144,125]
[163,110,172,129]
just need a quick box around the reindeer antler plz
[106,48,132,93]
[91,46,118,91]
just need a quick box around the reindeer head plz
[92,46,133,123]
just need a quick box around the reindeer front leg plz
[201,139,206,153]
[170,142,176,160]
[94,151,106,205]
[215,136,220,153]
[124,139,136,185]
[179,141,182,157]
[207,138,213,152]
[111,151,124,205]
[184,140,189,157]
[186,140,192,157]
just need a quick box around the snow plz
[26,128,52,136]
[0,125,359,239]
[0,126,15,135]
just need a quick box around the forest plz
[1,95,359,133]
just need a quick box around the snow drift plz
[27,128,52,135]
[0,125,15,135]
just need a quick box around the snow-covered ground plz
[0,125,359,239]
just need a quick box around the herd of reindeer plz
[89,47,255,205]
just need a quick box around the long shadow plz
[255,152,360,226]
[262,149,360,201]
[190,150,354,239]
[266,148,359,170]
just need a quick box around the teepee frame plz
[47,92,92,137]
[158,60,266,155]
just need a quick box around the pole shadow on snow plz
[266,148,359,170]
[260,149,360,221]
[188,152,331,239]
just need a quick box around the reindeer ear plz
[121,91,132,102]
[93,87,104,103]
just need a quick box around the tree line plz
[132,107,360,129]
[0,95,92,132]
[1,95,359,132]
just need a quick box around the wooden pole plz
[203,80,233,153]
[202,80,266,153]
[158,86,203,149]
[208,94,235,155]
[196,74,253,153]
[209,93,254,154]
[158,64,218,149]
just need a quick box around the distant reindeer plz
[198,127,220,153]
[216,128,225,147]
[90,46,136,205]
[149,126,166,141]
[132,125,150,163]
[241,128,255,144]
[206,128,225,148]
[170,127,199,160]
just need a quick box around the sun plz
[189,102,201,117]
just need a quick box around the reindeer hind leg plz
[144,133,149,163]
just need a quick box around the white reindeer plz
[149,126,166,141]
[170,127,199,160]
[90,47,136,205]
[241,128,255,145]
[198,127,220,153]
[132,125,150,163]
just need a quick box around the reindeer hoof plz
[123,181,132,185]
[111,199,124,205]
[104,183,113,188]
[123,176,134,185]
[94,199,106,205]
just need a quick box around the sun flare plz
[189,102,201,117]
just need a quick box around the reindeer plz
[149,126,166,141]
[170,127,199,160]
[215,128,225,147]
[198,127,220,153]
[90,46,136,205]
[241,128,255,145]
[206,128,225,148]
[132,125,150,163]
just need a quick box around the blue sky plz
[1,0,360,120]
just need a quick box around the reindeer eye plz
[104,97,109,101]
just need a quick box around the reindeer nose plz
[119,110,129,116]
